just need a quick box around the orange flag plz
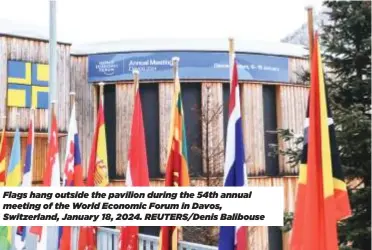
[290,34,351,250]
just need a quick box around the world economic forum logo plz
[95,60,119,76]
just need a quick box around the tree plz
[272,2,371,249]
[184,83,225,246]
[321,2,371,249]
[184,83,258,247]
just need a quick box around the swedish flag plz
[7,61,49,109]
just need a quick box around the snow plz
[71,38,308,58]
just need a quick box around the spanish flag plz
[87,94,109,187]
[79,93,109,250]
[290,34,351,250]
[0,124,7,186]
[158,58,190,250]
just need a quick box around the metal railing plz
[95,227,218,250]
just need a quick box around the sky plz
[0,0,324,45]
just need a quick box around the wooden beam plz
[5,131,67,138]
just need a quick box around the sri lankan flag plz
[290,34,351,250]
[158,60,190,250]
[0,124,7,186]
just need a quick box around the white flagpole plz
[48,0,57,141]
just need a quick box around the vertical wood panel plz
[201,82,224,176]
[159,82,173,174]
[1,37,70,132]
[276,85,309,175]
[241,83,265,176]
[4,136,62,183]
[70,56,93,178]
[0,37,8,127]
[116,83,134,177]
[272,177,298,250]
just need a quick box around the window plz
[140,84,161,178]
[262,85,279,176]
[103,84,117,179]
[181,83,202,177]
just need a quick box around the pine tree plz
[272,2,371,249]
[321,1,371,249]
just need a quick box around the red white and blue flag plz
[218,57,248,250]
[59,102,84,250]
[15,110,35,250]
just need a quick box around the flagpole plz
[133,69,139,94]
[306,5,314,61]
[98,82,105,105]
[70,92,76,113]
[48,0,57,141]
[228,37,234,92]
[172,57,179,81]
[1,115,5,135]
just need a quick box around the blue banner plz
[88,51,289,83]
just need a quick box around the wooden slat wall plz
[0,37,7,130]
[0,36,70,132]
[201,82,224,175]
[272,177,298,250]
[70,56,94,177]
[289,57,309,84]
[159,82,174,174]
[116,83,135,177]
[4,136,49,182]
[240,83,265,176]
[276,85,309,175]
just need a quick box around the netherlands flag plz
[15,110,35,250]
[59,101,84,250]
[218,57,248,250]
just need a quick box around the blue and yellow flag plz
[6,128,22,186]
[3,128,22,249]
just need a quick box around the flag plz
[158,61,190,250]
[15,114,35,250]
[119,82,150,250]
[79,95,109,250]
[30,110,61,250]
[59,103,84,250]
[4,128,22,250]
[87,95,109,187]
[290,34,351,250]
[0,123,7,186]
[218,58,248,250]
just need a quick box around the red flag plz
[119,81,150,250]
[290,34,351,250]
[30,108,61,250]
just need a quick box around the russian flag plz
[59,101,84,250]
[15,111,35,250]
[218,57,248,250]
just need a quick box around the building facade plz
[0,25,309,249]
